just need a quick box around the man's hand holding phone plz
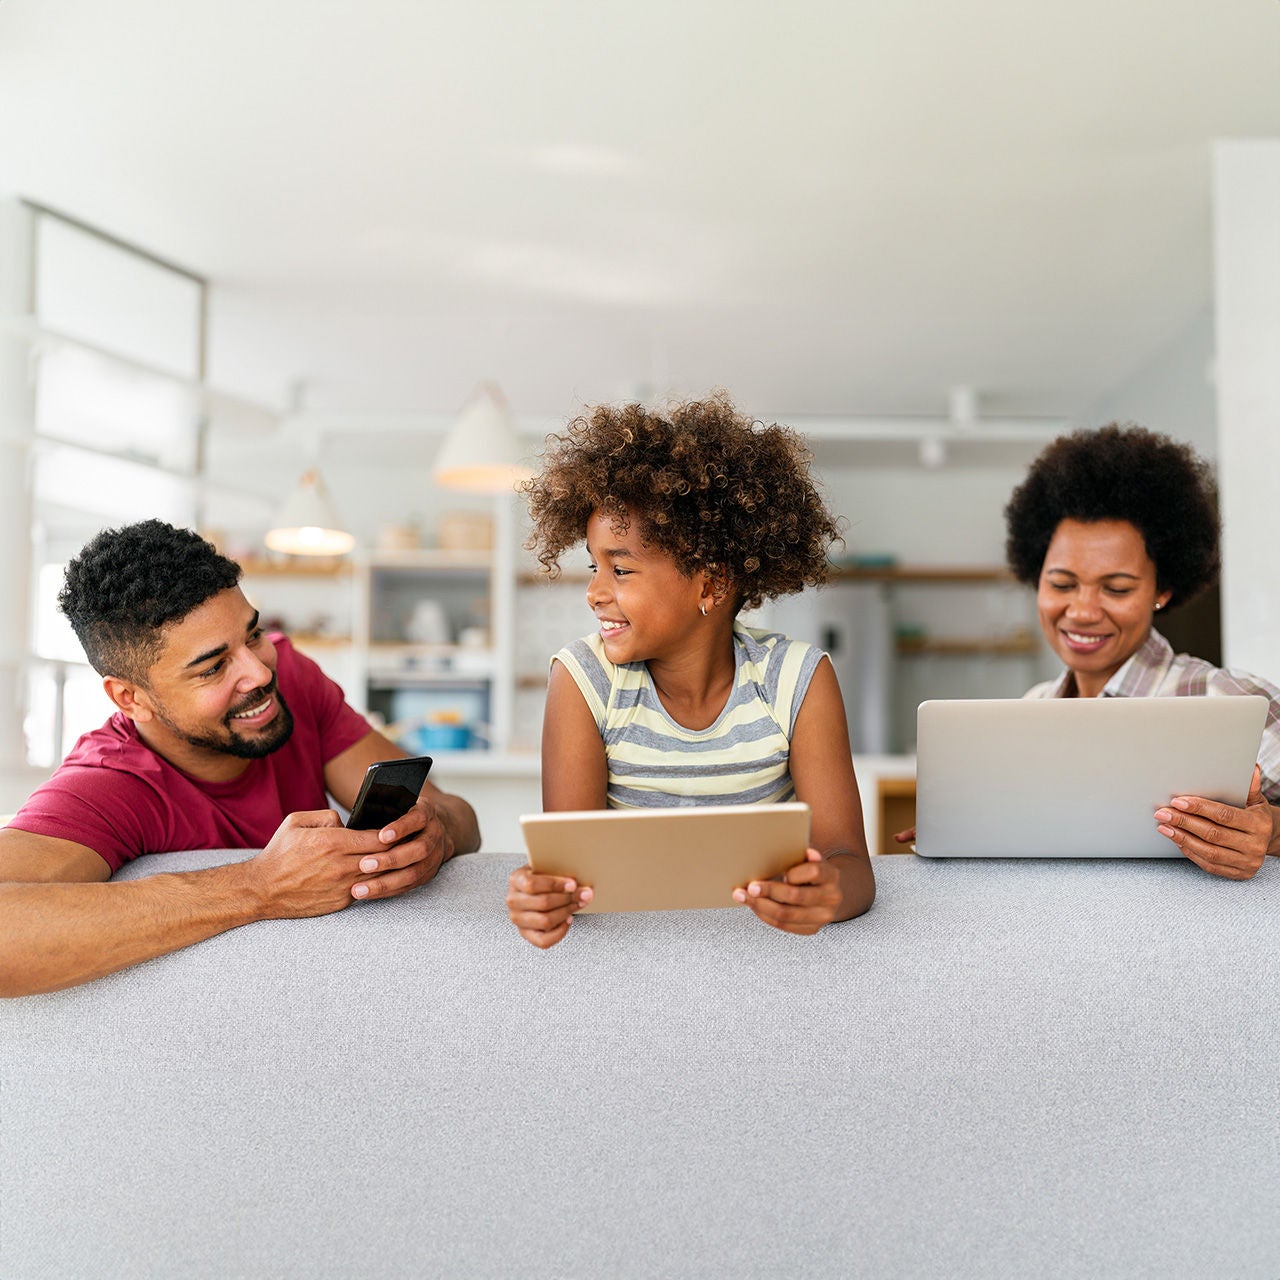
[345,756,452,900]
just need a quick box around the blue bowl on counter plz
[412,724,472,752]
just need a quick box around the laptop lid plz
[915,695,1268,858]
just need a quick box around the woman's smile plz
[1037,518,1171,697]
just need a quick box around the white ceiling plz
[1,0,1277,422]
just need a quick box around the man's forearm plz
[0,862,265,998]
[437,791,482,855]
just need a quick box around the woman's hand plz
[1154,765,1277,879]
[733,848,843,935]
[506,866,593,948]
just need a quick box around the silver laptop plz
[915,695,1268,858]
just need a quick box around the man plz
[0,520,481,997]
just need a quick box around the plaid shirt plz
[1025,629,1280,804]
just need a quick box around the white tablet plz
[519,802,812,912]
[915,695,1268,858]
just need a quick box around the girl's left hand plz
[733,848,842,935]
[1154,765,1276,879]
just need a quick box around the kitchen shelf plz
[518,565,1017,588]
[832,565,1014,584]
[289,633,353,648]
[239,557,352,577]
[366,644,496,679]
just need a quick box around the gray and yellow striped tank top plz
[551,624,825,809]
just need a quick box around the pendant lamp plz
[264,468,356,556]
[433,383,534,493]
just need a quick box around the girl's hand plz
[732,848,842,935]
[505,866,593,948]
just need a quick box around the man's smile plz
[227,686,278,727]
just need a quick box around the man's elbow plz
[445,796,482,854]
[466,800,483,851]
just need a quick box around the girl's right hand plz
[505,866,593,949]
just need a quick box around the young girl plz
[506,394,876,947]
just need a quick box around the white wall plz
[820,464,1029,565]
[0,198,36,783]
[1083,307,1217,457]
[1213,140,1280,682]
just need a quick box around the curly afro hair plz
[59,519,243,682]
[1004,423,1220,611]
[521,394,843,613]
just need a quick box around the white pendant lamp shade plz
[264,468,356,556]
[433,383,535,493]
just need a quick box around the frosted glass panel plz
[36,344,200,472]
[34,214,201,379]
[24,663,114,769]
[34,444,196,526]
[33,562,85,663]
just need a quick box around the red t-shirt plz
[11,636,372,872]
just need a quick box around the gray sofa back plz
[3,850,1278,1278]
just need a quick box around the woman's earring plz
[700,603,708,617]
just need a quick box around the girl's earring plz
[700,603,708,617]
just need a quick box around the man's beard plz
[155,681,296,760]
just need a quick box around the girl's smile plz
[584,510,711,665]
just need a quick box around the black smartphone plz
[345,756,434,830]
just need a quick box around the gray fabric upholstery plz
[3,850,1278,1279]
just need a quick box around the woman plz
[900,423,1280,879]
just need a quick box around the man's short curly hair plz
[521,394,843,613]
[59,520,243,682]
[1004,423,1220,611]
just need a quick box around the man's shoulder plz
[61,714,164,775]
[11,721,182,870]
[36,713,179,815]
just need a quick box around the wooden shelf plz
[239,557,352,577]
[832,565,1015,584]
[518,565,1017,588]
[289,633,353,648]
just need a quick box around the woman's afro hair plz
[1004,423,1220,610]
[520,393,843,612]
